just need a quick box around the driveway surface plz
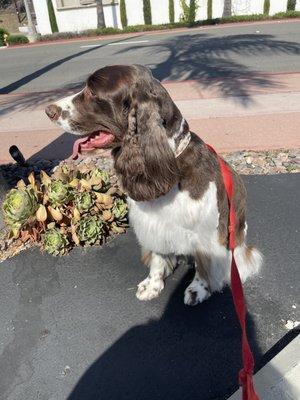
[0,174,299,400]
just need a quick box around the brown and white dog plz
[45,64,262,305]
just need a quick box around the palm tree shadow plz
[68,269,263,400]
[115,33,300,105]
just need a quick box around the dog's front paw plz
[136,277,164,301]
[184,279,211,306]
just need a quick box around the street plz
[1,20,300,93]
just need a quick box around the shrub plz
[207,0,213,20]
[120,0,128,28]
[188,0,197,24]
[143,0,152,25]
[7,34,29,45]
[287,0,296,11]
[263,0,270,15]
[180,0,189,21]
[47,0,58,33]
[0,27,8,47]
[169,0,175,24]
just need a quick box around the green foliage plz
[6,34,29,45]
[47,0,58,33]
[169,0,175,23]
[32,10,300,45]
[120,0,128,28]
[46,180,72,206]
[0,27,9,47]
[143,0,152,25]
[1,164,129,256]
[180,0,190,21]
[263,0,270,15]
[207,0,212,20]
[287,0,296,11]
[42,228,69,256]
[76,215,103,245]
[189,0,197,24]
[2,185,38,235]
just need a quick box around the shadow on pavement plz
[67,272,262,400]
[116,33,300,105]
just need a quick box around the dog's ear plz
[114,100,179,201]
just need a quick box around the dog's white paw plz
[136,277,164,301]
[184,278,211,306]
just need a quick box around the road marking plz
[80,40,150,48]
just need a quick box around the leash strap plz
[206,144,259,400]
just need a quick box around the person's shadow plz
[68,267,262,400]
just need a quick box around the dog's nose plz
[45,104,61,121]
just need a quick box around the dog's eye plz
[162,118,167,128]
[123,98,130,111]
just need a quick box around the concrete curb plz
[229,334,300,399]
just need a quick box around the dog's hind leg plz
[136,250,176,301]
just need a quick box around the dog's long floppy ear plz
[114,100,180,201]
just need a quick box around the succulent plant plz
[91,168,110,192]
[112,199,127,220]
[2,187,38,233]
[76,215,103,245]
[74,192,95,213]
[42,228,69,256]
[46,180,72,206]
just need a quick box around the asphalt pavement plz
[0,173,299,400]
[0,20,300,93]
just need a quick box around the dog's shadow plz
[68,269,262,400]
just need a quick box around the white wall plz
[53,4,97,32]
[33,0,300,36]
[125,0,144,25]
[269,0,289,15]
[32,0,52,35]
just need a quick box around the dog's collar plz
[175,131,191,158]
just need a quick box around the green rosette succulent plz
[2,187,38,232]
[112,199,127,220]
[76,215,103,245]
[91,169,110,192]
[42,228,69,256]
[74,192,95,213]
[47,180,72,206]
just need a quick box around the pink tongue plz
[70,131,114,160]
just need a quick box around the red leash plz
[206,144,259,400]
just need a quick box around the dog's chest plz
[128,182,219,255]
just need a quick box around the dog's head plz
[45,65,190,201]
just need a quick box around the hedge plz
[143,0,152,25]
[207,0,213,20]
[0,27,8,47]
[120,0,128,28]
[263,0,270,15]
[7,34,29,45]
[169,0,175,24]
[6,11,300,45]
[287,0,296,11]
[47,0,58,33]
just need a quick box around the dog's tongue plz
[71,131,114,160]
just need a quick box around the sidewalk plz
[1,72,300,164]
[229,335,300,400]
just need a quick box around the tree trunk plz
[222,0,232,17]
[96,0,106,28]
[23,0,38,41]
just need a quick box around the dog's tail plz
[233,245,263,283]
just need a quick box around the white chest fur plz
[128,181,221,256]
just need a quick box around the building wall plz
[32,0,300,36]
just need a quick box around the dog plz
[45,64,262,305]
